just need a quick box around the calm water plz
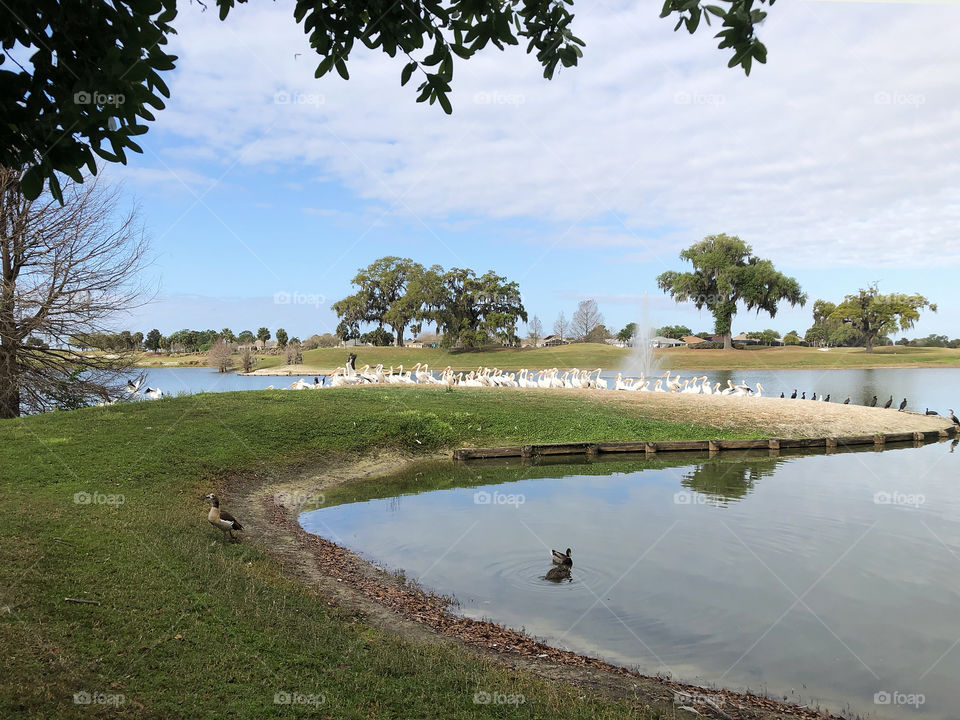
[136,367,324,393]
[301,443,960,719]
[140,366,960,414]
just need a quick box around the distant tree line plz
[71,327,343,354]
[333,257,527,348]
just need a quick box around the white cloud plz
[141,0,960,268]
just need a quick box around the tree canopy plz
[332,257,424,346]
[655,325,692,340]
[828,284,936,353]
[332,258,526,348]
[656,234,806,350]
[2,0,776,200]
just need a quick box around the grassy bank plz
[0,389,765,719]
[139,343,960,374]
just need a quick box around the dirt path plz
[226,448,911,720]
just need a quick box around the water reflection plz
[301,439,960,720]
[544,566,572,583]
[678,455,783,502]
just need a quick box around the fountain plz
[623,292,660,378]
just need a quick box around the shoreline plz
[231,451,853,720]
[232,416,956,720]
[234,364,960,376]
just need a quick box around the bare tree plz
[0,167,149,417]
[552,311,569,341]
[571,299,604,340]
[527,315,543,346]
[283,340,303,365]
[207,339,234,373]
[239,346,257,373]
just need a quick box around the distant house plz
[682,335,706,345]
[650,336,686,348]
[254,340,278,351]
[541,334,569,347]
[733,333,784,346]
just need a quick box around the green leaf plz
[334,57,349,80]
[20,165,43,200]
[401,61,417,86]
[437,90,452,114]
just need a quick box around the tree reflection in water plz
[678,454,785,503]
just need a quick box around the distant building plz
[650,336,686,348]
[682,335,706,345]
[541,334,569,347]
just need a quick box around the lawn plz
[0,389,764,719]
[137,343,960,374]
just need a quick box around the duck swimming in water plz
[551,548,572,566]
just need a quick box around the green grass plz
[0,389,763,719]
[138,343,960,373]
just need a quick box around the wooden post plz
[645,442,657,455]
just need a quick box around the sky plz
[100,0,960,341]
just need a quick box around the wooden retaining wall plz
[452,424,958,460]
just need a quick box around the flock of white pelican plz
[281,364,765,396]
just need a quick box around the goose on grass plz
[204,494,243,542]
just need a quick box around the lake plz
[301,442,960,719]
[139,366,960,415]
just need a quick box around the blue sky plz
[105,0,960,341]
